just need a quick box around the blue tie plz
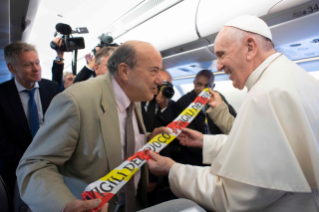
[24,89,39,138]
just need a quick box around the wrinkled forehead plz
[214,28,229,50]
[214,27,241,54]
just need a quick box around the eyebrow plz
[149,66,160,70]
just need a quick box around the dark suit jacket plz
[174,89,237,166]
[73,66,95,83]
[141,98,177,133]
[0,78,59,195]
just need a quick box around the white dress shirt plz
[15,78,44,127]
[111,76,144,194]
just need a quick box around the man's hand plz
[62,199,108,212]
[156,91,169,110]
[85,53,96,69]
[148,151,176,176]
[177,128,204,148]
[208,88,223,108]
[147,127,171,141]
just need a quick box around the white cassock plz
[169,53,319,212]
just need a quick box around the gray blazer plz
[17,73,149,212]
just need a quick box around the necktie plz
[125,103,136,212]
[24,89,39,138]
[145,96,157,132]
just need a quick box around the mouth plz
[224,70,232,75]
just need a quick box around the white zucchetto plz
[225,15,272,40]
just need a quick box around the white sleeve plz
[169,163,285,212]
[202,135,228,164]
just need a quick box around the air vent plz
[304,52,316,56]
[179,68,193,73]
[298,47,308,51]
[311,38,319,43]
[290,43,301,47]
[285,49,297,56]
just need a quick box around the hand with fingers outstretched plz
[62,199,108,212]
[177,128,204,148]
[147,151,176,176]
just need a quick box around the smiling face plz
[124,43,163,102]
[214,27,251,90]
[8,50,41,89]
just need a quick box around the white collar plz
[245,53,281,91]
[15,78,40,92]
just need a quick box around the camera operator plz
[63,72,76,89]
[73,46,117,83]
[142,69,176,132]
[51,37,73,91]
[141,69,178,206]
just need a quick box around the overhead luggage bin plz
[196,0,310,38]
[163,46,216,69]
[114,0,200,51]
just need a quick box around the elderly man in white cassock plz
[147,15,319,212]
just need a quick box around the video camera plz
[158,80,174,99]
[50,23,88,52]
[92,33,119,55]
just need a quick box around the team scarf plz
[81,88,211,212]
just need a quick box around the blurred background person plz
[174,69,236,167]
[63,71,75,89]
[73,46,117,83]
[141,69,177,206]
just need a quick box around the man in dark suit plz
[0,41,60,199]
[141,70,178,206]
[73,46,118,83]
[141,70,176,132]
[175,70,237,166]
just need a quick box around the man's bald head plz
[107,40,161,75]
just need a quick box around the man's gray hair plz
[227,27,274,52]
[4,41,38,66]
[107,42,141,75]
[63,72,73,83]
[95,46,117,65]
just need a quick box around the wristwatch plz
[55,56,64,62]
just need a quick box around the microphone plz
[56,23,72,35]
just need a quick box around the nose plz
[216,59,224,72]
[33,63,41,72]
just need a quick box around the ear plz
[7,63,16,75]
[246,37,258,61]
[117,62,130,81]
[94,64,99,76]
